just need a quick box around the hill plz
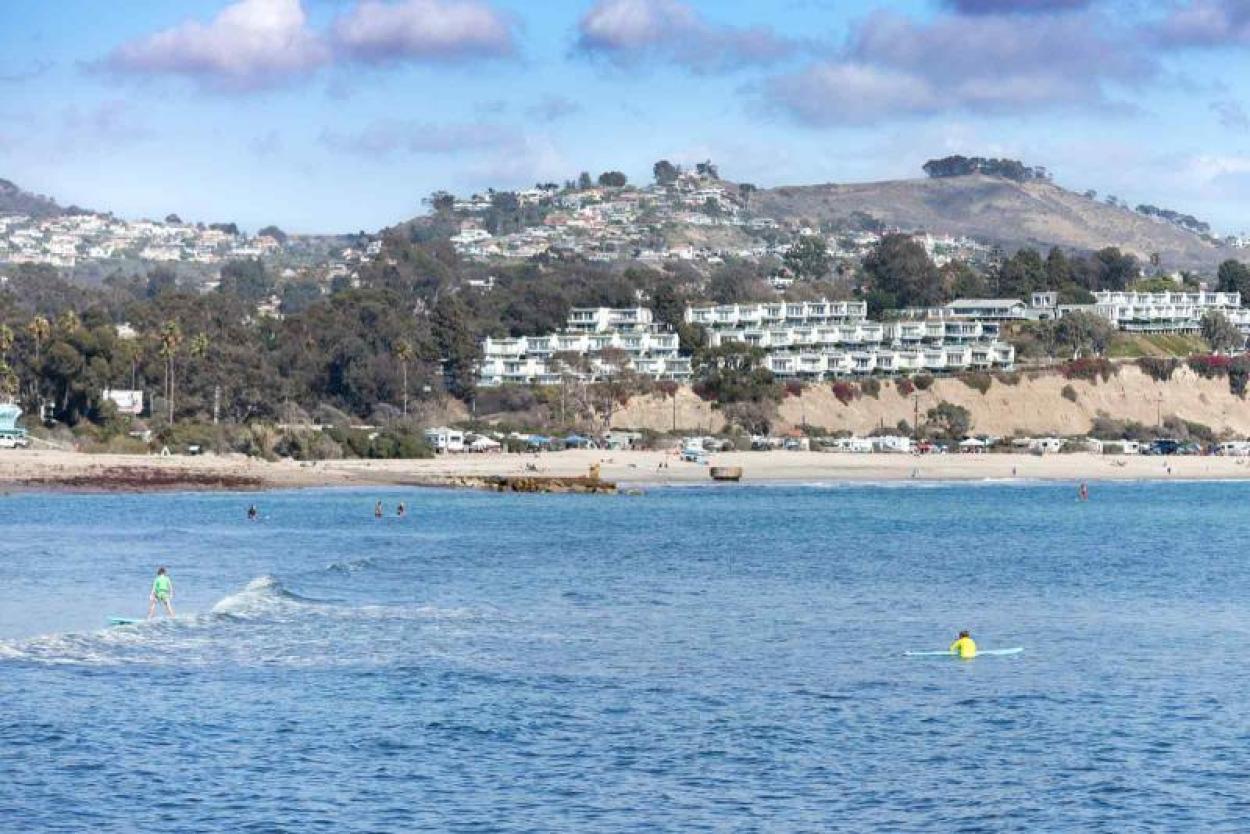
[753,174,1231,270]
[0,178,63,218]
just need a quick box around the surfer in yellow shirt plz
[949,630,977,659]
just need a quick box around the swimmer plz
[397,502,406,518]
[1078,482,1089,501]
[374,501,383,519]
[247,504,258,520]
[949,630,977,660]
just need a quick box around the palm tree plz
[0,362,16,400]
[189,332,210,360]
[393,339,414,417]
[56,310,80,336]
[159,321,183,424]
[27,316,50,364]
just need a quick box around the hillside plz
[753,174,1232,270]
[0,178,62,218]
[612,365,1250,437]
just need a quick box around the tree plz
[145,267,178,299]
[1088,248,1139,291]
[258,225,288,244]
[159,321,183,424]
[1052,311,1115,357]
[219,259,274,303]
[577,171,593,190]
[164,213,182,225]
[0,324,13,363]
[692,342,778,404]
[27,315,50,365]
[1201,310,1243,354]
[425,191,456,213]
[431,295,479,401]
[597,171,627,188]
[995,249,1046,298]
[784,235,831,281]
[862,234,943,314]
[549,350,589,426]
[926,401,972,440]
[1216,259,1250,300]
[738,183,756,210]
[653,160,680,186]
[695,160,719,179]
[393,339,414,417]
[943,261,988,299]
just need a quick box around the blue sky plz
[1,0,1247,234]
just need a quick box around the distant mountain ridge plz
[753,174,1230,270]
[0,178,64,218]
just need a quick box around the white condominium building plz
[479,308,690,386]
[479,299,1016,387]
[685,301,868,328]
[1091,291,1250,332]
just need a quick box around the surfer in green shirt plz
[147,566,175,620]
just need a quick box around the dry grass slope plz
[753,174,1230,269]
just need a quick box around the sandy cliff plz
[612,365,1250,437]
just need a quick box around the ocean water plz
[2,481,1250,832]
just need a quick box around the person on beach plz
[148,567,175,620]
[374,501,384,519]
[949,630,977,659]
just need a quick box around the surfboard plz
[904,647,1023,658]
[108,617,141,626]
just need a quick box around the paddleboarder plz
[147,566,175,620]
[949,630,977,659]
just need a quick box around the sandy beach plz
[2,447,1249,492]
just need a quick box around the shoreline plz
[3,448,1250,493]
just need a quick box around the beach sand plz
[1,448,1247,492]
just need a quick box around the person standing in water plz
[374,501,384,519]
[247,505,258,521]
[1079,482,1089,501]
[397,502,406,518]
[148,567,175,620]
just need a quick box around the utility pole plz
[213,385,220,426]
[912,393,921,442]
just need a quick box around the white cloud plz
[576,0,799,73]
[105,0,329,90]
[764,10,1151,125]
[332,0,517,63]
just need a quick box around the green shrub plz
[1061,384,1078,403]
[960,372,993,395]
[860,378,882,399]
[913,374,935,391]
[1137,357,1180,382]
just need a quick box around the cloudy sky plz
[1,0,1247,233]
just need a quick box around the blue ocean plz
[2,481,1249,832]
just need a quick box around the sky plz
[0,0,1247,234]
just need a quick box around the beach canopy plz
[959,438,986,448]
